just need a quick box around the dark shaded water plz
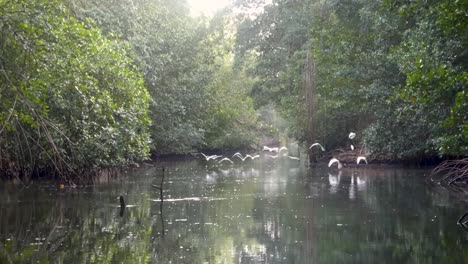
[1,158,467,263]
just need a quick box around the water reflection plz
[0,160,467,263]
[328,171,342,194]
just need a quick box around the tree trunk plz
[304,46,318,163]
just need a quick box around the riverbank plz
[2,147,465,185]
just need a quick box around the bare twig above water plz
[430,158,468,186]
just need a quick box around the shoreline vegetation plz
[1,0,466,183]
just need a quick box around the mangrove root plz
[430,158,468,186]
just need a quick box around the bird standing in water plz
[328,158,343,169]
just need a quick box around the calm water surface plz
[1,158,467,263]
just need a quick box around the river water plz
[1,157,467,263]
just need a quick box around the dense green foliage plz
[0,0,151,179]
[68,0,260,154]
[68,0,211,153]
[364,0,467,159]
[234,0,467,160]
[1,0,261,180]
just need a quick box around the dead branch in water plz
[430,158,468,186]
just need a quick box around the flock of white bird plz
[199,145,301,164]
[310,131,368,169]
[200,131,368,168]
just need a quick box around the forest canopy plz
[234,0,467,161]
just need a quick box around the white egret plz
[309,143,325,151]
[207,155,222,161]
[349,132,356,140]
[263,146,271,151]
[245,154,260,160]
[218,157,234,164]
[233,153,244,160]
[328,158,343,169]
[234,154,259,161]
[233,154,245,161]
[200,153,221,161]
[264,146,279,153]
[350,145,354,150]
[356,156,368,164]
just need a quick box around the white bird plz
[263,146,270,151]
[233,153,244,160]
[309,143,325,151]
[356,156,368,164]
[200,152,222,160]
[349,132,356,140]
[218,157,234,164]
[263,146,279,153]
[328,158,343,169]
[245,154,260,160]
[207,155,222,161]
[288,156,300,160]
[233,154,245,161]
[350,145,354,150]
[279,147,288,152]
[234,154,260,161]
[200,153,221,161]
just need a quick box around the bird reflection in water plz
[349,174,368,199]
[328,171,342,194]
